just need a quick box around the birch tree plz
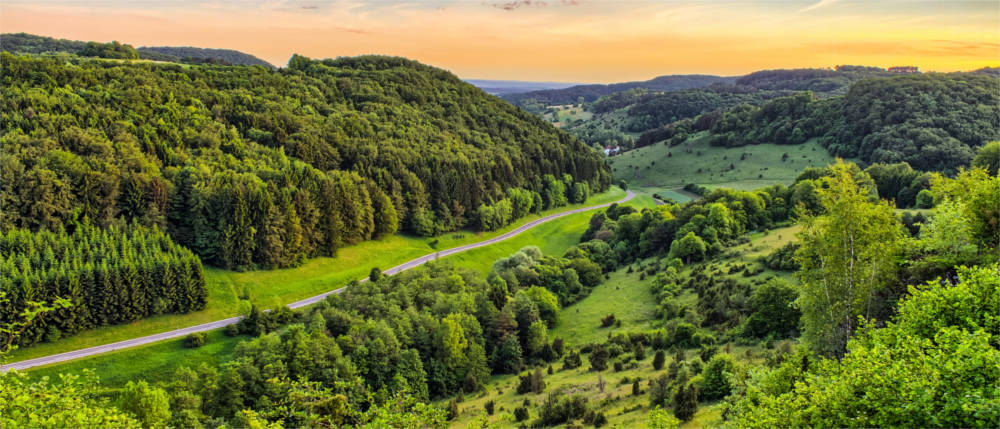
[795,160,904,356]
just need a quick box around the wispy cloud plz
[799,0,839,13]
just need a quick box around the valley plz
[1,21,998,429]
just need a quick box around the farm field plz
[8,188,626,363]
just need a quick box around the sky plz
[2,0,998,82]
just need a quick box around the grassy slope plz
[609,135,839,195]
[26,330,246,387]
[544,104,594,128]
[9,188,625,363]
[448,225,802,428]
[21,190,655,385]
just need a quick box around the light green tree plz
[795,160,905,356]
[648,406,681,429]
[118,380,172,428]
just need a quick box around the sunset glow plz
[3,0,998,82]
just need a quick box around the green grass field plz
[545,104,594,127]
[25,330,247,387]
[551,267,659,346]
[610,135,841,192]
[8,188,626,363]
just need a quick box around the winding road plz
[2,190,634,372]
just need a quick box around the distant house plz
[888,66,920,74]
[603,145,621,156]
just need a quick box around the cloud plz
[811,39,1000,58]
[799,0,838,13]
[486,0,578,11]
[489,1,546,11]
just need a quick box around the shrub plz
[590,344,610,371]
[564,350,583,369]
[484,400,495,415]
[183,332,206,348]
[601,314,617,327]
[514,406,529,422]
[653,350,666,370]
[700,353,736,401]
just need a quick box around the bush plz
[484,400,495,415]
[672,384,698,422]
[183,332,206,348]
[653,350,666,370]
[700,353,736,401]
[223,324,239,337]
[915,189,935,208]
[601,314,617,327]
[564,350,584,370]
[590,344,610,371]
[536,394,589,427]
[514,406,529,422]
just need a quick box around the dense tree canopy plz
[729,265,1000,428]
[703,73,998,173]
[1,52,608,270]
[0,220,206,348]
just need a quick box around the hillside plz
[137,46,274,68]
[1,51,609,272]
[694,72,999,172]
[0,33,273,67]
[504,74,733,107]
[610,135,840,193]
[466,79,580,96]
[529,66,898,150]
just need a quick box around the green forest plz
[1,52,607,272]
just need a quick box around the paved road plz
[2,190,634,372]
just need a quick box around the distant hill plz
[137,46,273,68]
[1,33,273,68]
[503,74,734,106]
[466,79,580,96]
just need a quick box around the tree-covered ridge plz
[506,74,732,106]
[649,73,998,173]
[0,221,207,348]
[733,66,892,94]
[1,52,608,270]
[0,33,273,67]
[524,66,896,150]
[136,46,274,68]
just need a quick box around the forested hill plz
[504,74,733,106]
[137,46,273,68]
[1,33,273,67]
[0,52,609,271]
[668,72,1000,172]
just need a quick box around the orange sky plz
[3,1,998,82]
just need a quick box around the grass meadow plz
[610,135,841,193]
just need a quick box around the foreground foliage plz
[729,265,1000,428]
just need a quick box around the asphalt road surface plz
[2,190,635,372]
